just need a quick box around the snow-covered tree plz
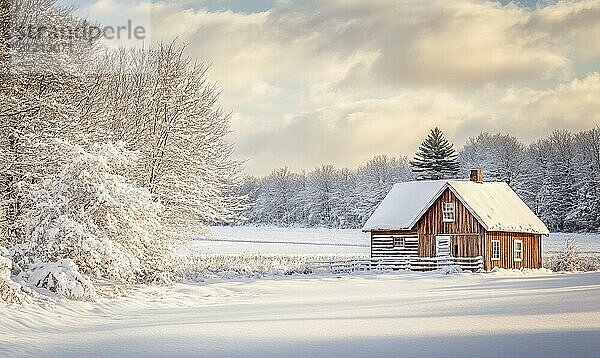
[331,168,358,227]
[0,246,23,303]
[304,165,339,227]
[0,0,98,246]
[257,167,306,226]
[459,132,530,201]
[234,176,262,223]
[237,156,412,228]
[570,127,600,231]
[411,127,459,180]
[84,43,246,236]
[353,155,412,225]
[459,133,527,185]
[529,131,577,231]
[458,128,600,232]
[21,142,169,283]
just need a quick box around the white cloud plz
[81,0,600,174]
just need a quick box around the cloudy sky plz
[64,0,600,174]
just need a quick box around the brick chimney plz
[470,169,483,183]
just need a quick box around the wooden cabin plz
[362,170,549,271]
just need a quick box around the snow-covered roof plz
[363,180,550,235]
[362,181,447,231]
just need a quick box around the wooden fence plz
[311,256,484,273]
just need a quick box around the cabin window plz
[393,237,405,248]
[514,240,523,262]
[491,240,500,261]
[442,202,455,222]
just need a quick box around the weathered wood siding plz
[415,188,485,258]
[415,189,484,235]
[485,232,542,270]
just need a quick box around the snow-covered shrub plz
[548,238,583,272]
[581,256,600,271]
[437,265,463,275]
[544,252,600,272]
[22,141,171,284]
[0,246,24,304]
[23,259,96,301]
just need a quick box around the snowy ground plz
[543,232,600,253]
[191,226,600,256]
[188,226,368,255]
[1,271,599,357]
[2,227,599,357]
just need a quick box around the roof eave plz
[362,226,413,232]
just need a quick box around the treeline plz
[237,127,600,232]
[238,156,412,228]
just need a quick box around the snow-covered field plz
[544,232,600,253]
[1,271,599,357]
[189,226,368,255]
[191,226,600,256]
[2,226,599,357]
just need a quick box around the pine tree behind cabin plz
[411,127,459,180]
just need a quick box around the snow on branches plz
[459,128,600,232]
[0,0,245,301]
[238,155,413,228]
[0,0,101,247]
[21,259,96,301]
[411,127,459,180]
[22,141,170,284]
[85,43,247,236]
[554,238,583,272]
[0,246,24,304]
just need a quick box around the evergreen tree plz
[411,127,459,180]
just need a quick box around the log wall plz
[370,230,418,258]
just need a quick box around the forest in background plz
[237,127,600,233]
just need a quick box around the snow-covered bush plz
[581,256,600,271]
[22,259,96,301]
[544,252,600,272]
[0,246,24,304]
[548,238,583,272]
[437,265,463,275]
[544,238,600,272]
[22,141,171,284]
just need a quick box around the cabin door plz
[435,236,451,257]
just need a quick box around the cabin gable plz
[414,188,485,235]
[412,188,485,258]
